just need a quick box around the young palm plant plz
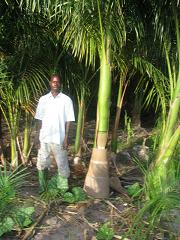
[111,70,129,153]
[0,2,51,167]
[111,59,136,153]
[0,58,48,167]
[68,59,98,164]
[127,16,180,239]
[0,62,20,167]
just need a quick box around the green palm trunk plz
[71,62,97,164]
[22,111,31,164]
[11,136,18,168]
[84,36,111,198]
[111,80,123,153]
[98,49,111,133]
[111,76,128,153]
[151,69,180,190]
[74,97,85,161]
[7,98,20,168]
[0,97,19,168]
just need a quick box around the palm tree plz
[126,2,180,237]
[0,2,51,166]
[70,61,98,164]
[133,1,180,186]
[127,25,180,239]
[63,0,127,198]
[0,58,48,167]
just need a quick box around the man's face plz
[50,76,61,92]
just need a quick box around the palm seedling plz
[0,61,20,167]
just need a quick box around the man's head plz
[50,74,61,94]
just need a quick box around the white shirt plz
[35,92,75,144]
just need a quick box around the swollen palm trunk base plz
[84,148,109,198]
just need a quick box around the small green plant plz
[0,165,35,237]
[60,187,87,204]
[40,174,87,203]
[96,223,114,240]
[0,207,35,237]
[145,116,163,153]
[124,111,134,143]
[127,182,143,199]
[0,165,28,219]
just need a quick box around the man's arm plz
[63,121,71,150]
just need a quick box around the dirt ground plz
[0,121,173,240]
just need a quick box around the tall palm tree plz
[63,0,127,197]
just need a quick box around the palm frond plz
[133,56,170,127]
[0,165,29,219]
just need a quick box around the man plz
[35,74,75,194]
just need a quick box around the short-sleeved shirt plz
[35,92,75,144]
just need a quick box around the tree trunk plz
[11,136,18,168]
[111,77,128,153]
[132,95,143,128]
[0,111,5,165]
[84,36,111,198]
[74,98,85,164]
[0,139,5,166]
[22,111,31,164]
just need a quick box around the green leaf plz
[71,187,87,201]
[47,174,58,189]
[15,207,35,227]
[17,206,35,215]
[40,188,60,202]
[0,217,14,237]
[96,223,114,240]
[63,192,76,203]
[127,182,142,198]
